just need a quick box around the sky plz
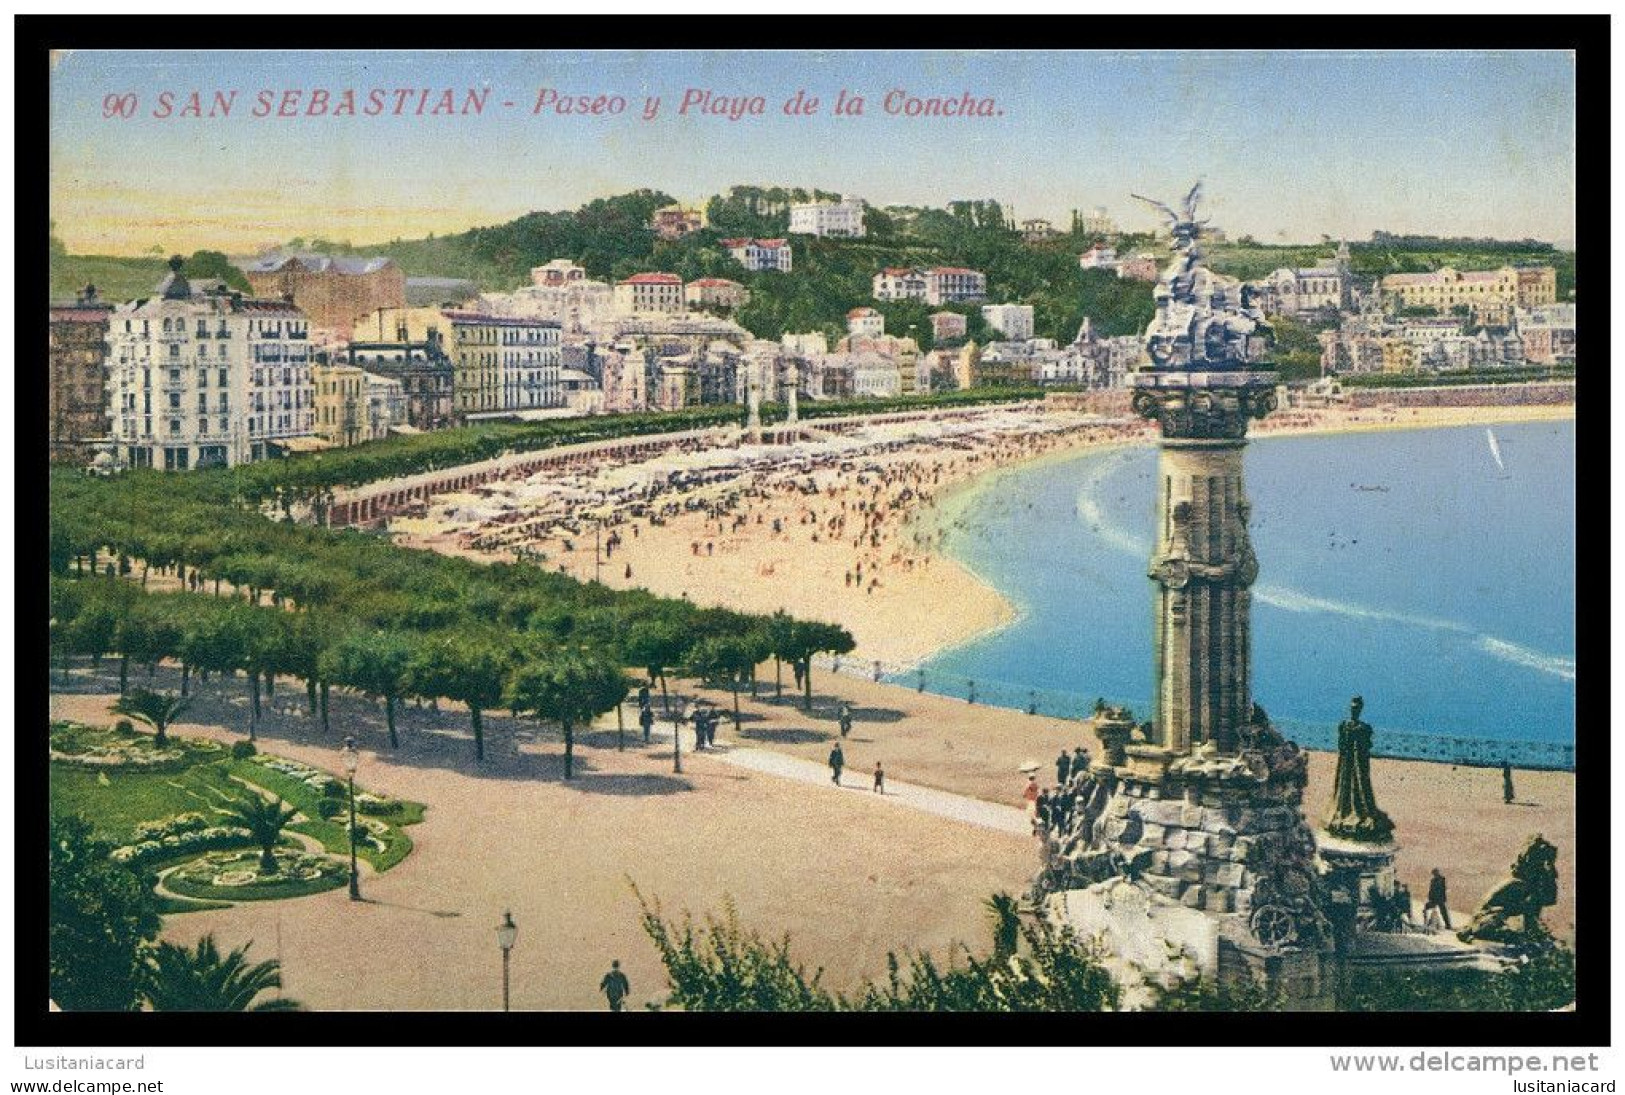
[49,49,1576,256]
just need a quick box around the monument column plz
[1136,381,1272,754]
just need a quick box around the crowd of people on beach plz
[404,412,1151,607]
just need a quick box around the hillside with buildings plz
[47,186,1576,474]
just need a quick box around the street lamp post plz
[673,698,686,774]
[496,910,518,1012]
[340,736,361,901]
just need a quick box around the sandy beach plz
[393,400,1573,671]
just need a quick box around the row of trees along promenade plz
[43,405,936,768]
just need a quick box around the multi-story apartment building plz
[495,317,563,411]
[650,205,705,240]
[242,252,405,337]
[789,199,866,238]
[342,331,455,431]
[1381,264,1556,324]
[49,285,113,464]
[926,267,987,306]
[104,259,313,469]
[1516,304,1577,365]
[850,353,902,398]
[982,303,1035,341]
[1515,266,1559,309]
[930,311,968,344]
[872,268,928,302]
[1020,219,1055,242]
[447,312,565,417]
[312,363,366,447]
[684,278,751,312]
[445,312,502,418]
[364,372,406,440]
[613,273,686,315]
[846,307,885,339]
[871,267,988,306]
[722,238,793,272]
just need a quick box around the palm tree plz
[110,689,189,748]
[222,793,298,873]
[984,892,1022,961]
[145,934,301,1011]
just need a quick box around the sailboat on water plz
[1486,427,1511,478]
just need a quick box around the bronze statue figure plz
[1458,835,1560,946]
[1324,695,1394,843]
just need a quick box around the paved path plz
[641,719,1031,837]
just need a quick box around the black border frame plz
[16,15,1609,1049]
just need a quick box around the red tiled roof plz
[720,238,751,248]
[689,278,742,288]
[930,267,982,276]
[619,273,683,285]
[848,307,879,318]
[754,239,787,249]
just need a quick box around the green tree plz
[49,815,160,1012]
[783,620,856,710]
[624,617,693,718]
[685,635,756,730]
[221,793,299,874]
[327,630,414,748]
[411,634,507,762]
[507,651,630,779]
[110,688,189,749]
[144,934,301,1012]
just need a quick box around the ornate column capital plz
[1131,371,1279,440]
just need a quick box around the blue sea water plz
[906,421,1576,768]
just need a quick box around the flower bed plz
[49,721,220,772]
[162,848,347,902]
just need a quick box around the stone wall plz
[1344,380,1574,409]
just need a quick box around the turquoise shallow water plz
[902,420,1576,769]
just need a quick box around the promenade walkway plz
[639,718,1032,837]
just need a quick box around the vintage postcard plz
[37,40,1586,1037]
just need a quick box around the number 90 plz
[102,93,138,119]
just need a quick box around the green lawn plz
[50,722,427,901]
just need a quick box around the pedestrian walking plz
[829,743,845,786]
[638,704,655,744]
[838,702,853,738]
[1056,750,1071,787]
[873,761,885,795]
[1023,774,1040,814]
[1423,868,1452,929]
[599,960,631,1012]
[967,679,977,705]
[1502,761,1515,805]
